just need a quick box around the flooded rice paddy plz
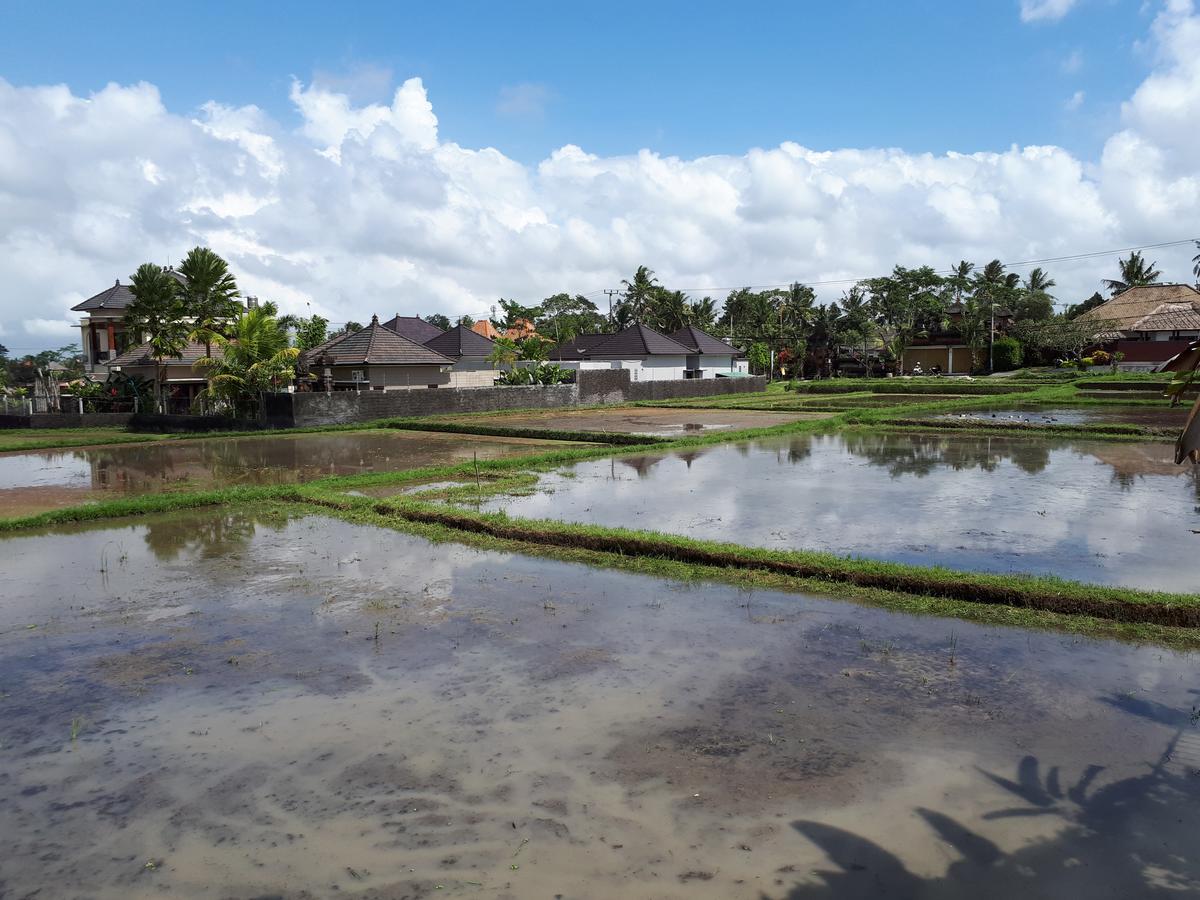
[1,508,1198,898]
[456,406,829,436]
[478,432,1200,591]
[935,405,1186,428]
[0,429,572,517]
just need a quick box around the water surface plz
[480,432,1200,590]
[935,405,1186,428]
[1,509,1197,897]
[0,429,571,516]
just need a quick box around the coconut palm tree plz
[177,247,241,358]
[1103,251,1161,297]
[192,304,298,418]
[125,263,190,411]
[617,265,660,325]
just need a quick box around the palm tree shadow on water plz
[772,712,1200,898]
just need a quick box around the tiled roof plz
[302,316,453,367]
[423,324,496,358]
[380,314,445,343]
[109,340,212,367]
[549,333,611,361]
[587,323,691,358]
[1076,283,1200,331]
[668,325,737,355]
[71,269,188,313]
[1129,303,1200,333]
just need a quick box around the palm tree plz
[125,263,190,412]
[1103,251,1161,296]
[177,247,242,357]
[193,305,298,418]
[656,290,691,332]
[1191,240,1199,286]
[687,296,717,331]
[618,265,660,325]
[1017,267,1057,320]
[947,261,975,305]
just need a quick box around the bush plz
[1090,349,1110,365]
[991,336,1023,372]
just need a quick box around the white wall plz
[447,357,498,388]
[698,354,737,377]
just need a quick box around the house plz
[71,269,187,374]
[549,323,732,381]
[422,324,500,387]
[380,314,446,343]
[300,315,454,390]
[900,304,1016,375]
[667,326,743,377]
[1075,284,1200,371]
[107,340,214,412]
[471,318,543,341]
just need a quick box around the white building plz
[549,323,745,381]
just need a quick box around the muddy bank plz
[479,432,1200,591]
[1,509,1197,897]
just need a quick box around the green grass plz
[0,428,168,453]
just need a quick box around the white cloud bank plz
[1,1,1199,350]
[1020,0,1081,23]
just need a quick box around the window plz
[427,384,439,389]
[351,370,366,382]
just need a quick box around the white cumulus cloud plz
[0,2,1198,353]
[1020,0,1081,23]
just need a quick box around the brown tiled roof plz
[423,324,495,358]
[302,316,453,367]
[668,325,737,355]
[1076,284,1200,331]
[109,340,212,367]
[71,269,188,312]
[1128,303,1200,333]
[588,323,691,357]
[381,314,445,343]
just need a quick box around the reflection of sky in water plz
[485,433,1200,591]
[935,405,1186,427]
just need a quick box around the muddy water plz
[935,404,1187,428]
[481,433,1200,591]
[457,406,829,436]
[0,429,571,517]
[1,510,1197,898]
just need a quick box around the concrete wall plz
[260,368,767,428]
[0,412,135,429]
[447,358,499,388]
[625,375,768,402]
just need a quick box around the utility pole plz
[603,289,620,326]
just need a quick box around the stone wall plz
[253,372,768,428]
[0,412,135,429]
[625,375,768,402]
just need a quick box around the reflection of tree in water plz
[840,433,1054,477]
[142,509,271,561]
[775,715,1200,897]
[618,454,667,478]
[770,436,813,465]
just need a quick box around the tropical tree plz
[1015,267,1057,321]
[1192,240,1200,286]
[1103,251,1161,296]
[176,247,241,358]
[424,313,452,331]
[686,296,718,331]
[490,299,542,333]
[486,336,520,370]
[280,314,329,352]
[1066,291,1106,319]
[193,304,299,417]
[124,262,190,411]
[616,266,660,326]
[537,293,606,341]
[457,314,475,327]
[862,265,946,374]
[329,320,363,339]
[519,335,553,362]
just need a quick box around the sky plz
[1,0,1199,351]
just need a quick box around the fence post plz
[133,396,139,414]
[78,397,84,415]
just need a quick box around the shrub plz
[1090,349,1110,365]
[991,336,1023,372]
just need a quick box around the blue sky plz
[1,0,1153,163]
[2,0,1198,349]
